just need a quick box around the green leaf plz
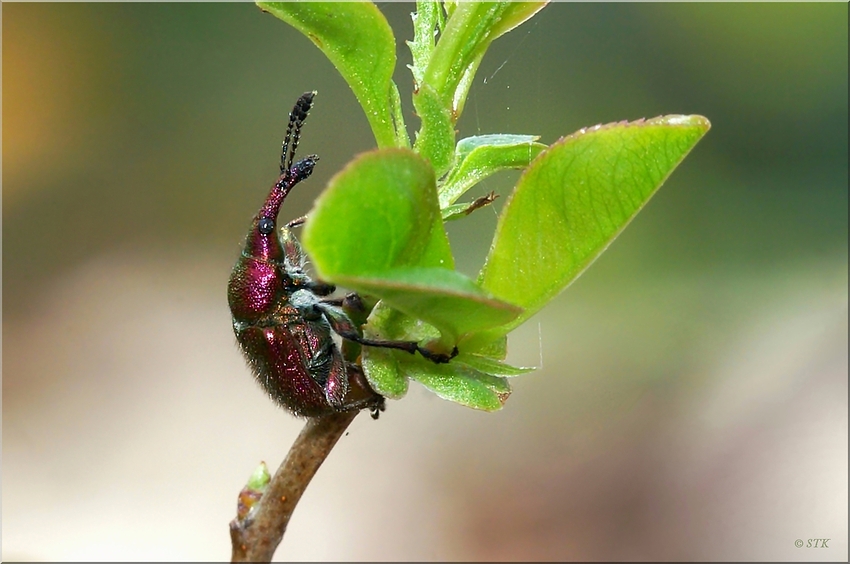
[475,115,711,343]
[404,356,511,411]
[412,83,456,178]
[454,352,536,377]
[303,148,452,275]
[361,304,517,408]
[487,2,550,41]
[361,302,428,399]
[455,134,539,162]
[360,302,433,399]
[422,1,548,114]
[388,81,410,148]
[361,298,513,411]
[334,267,522,343]
[450,50,484,120]
[422,1,502,109]
[440,202,477,222]
[466,334,507,359]
[257,1,404,148]
[361,346,408,399]
[408,0,444,88]
[304,149,521,345]
[439,134,548,208]
[449,2,549,118]
[411,2,546,171]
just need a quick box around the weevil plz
[228,92,456,419]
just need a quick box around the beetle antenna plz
[280,91,316,176]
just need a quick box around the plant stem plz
[229,410,359,562]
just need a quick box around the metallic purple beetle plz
[228,92,454,418]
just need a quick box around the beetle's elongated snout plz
[246,153,319,263]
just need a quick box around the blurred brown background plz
[3,3,847,561]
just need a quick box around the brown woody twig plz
[230,410,359,562]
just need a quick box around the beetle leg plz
[341,362,386,418]
[415,345,459,364]
[305,280,336,296]
[320,292,362,308]
[341,292,365,312]
[369,401,387,419]
[320,345,349,408]
[315,302,458,364]
[285,215,307,230]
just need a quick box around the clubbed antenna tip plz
[280,91,317,175]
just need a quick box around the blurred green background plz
[3,2,847,561]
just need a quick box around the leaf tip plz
[649,114,711,132]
